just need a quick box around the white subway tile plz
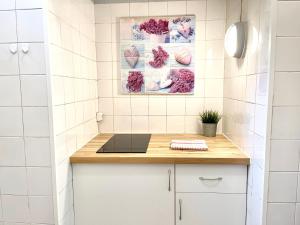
[99,115,114,133]
[23,107,49,137]
[130,2,148,17]
[149,116,166,133]
[276,37,300,71]
[0,137,25,166]
[256,73,268,105]
[187,1,206,20]
[98,80,113,97]
[0,11,17,43]
[205,79,223,97]
[131,97,148,115]
[99,98,114,116]
[0,76,21,106]
[0,107,23,136]
[207,0,226,20]
[27,167,52,196]
[149,2,168,16]
[114,116,131,133]
[16,0,43,9]
[21,75,48,106]
[25,137,51,166]
[254,104,267,137]
[270,140,300,172]
[272,106,300,139]
[274,72,300,106]
[19,43,46,75]
[17,9,44,42]
[0,167,27,195]
[205,98,223,112]
[60,23,73,51]
[296,203,300,225]
[268,172,298,202]
[149,97,166,115]
[186,98,204,116]
[167,97,186,116]
[277,1,300,37]
[267,203,295,225]
[52,105,65,135]
[111,3,129,23]
[245,75,257,103]
[297,174,300,202]
[114,97,131,115]
[2,195,30,222]
[195,20,206,41]
[167,116,184,133]
[0,0,15,10]
[96,23,112,43]
[205,60,224,78]
[167,1,186,15]
[132,116,149,133]
[206,40,224,60]
[29,196,54,224]
[95,4,111,24]
[206,20,225,40]
[185,116,200,134]
[0,44,19,75]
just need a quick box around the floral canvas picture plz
[120,15,195,94]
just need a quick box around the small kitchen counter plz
[70,134,250,165]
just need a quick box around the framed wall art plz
[120,15,195,94]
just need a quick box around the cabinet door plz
[176,193,246,225]
[73,164,175,225]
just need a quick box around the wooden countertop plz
[70,134,250,165]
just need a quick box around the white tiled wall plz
[0,1,55,225]
[224,0,272,225]
[95,0,226,134]
[47,0,98,225]
[266,1,300,225]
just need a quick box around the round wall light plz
[224,22,246,58]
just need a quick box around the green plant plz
[199,110,221,124]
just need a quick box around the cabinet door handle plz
[199,177,223,181]
[179,199,182,220]
[168,169,171,192]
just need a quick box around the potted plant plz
[199,110,222,137]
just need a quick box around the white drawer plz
[175,165,247,193]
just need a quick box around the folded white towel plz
[171,140,206,144]
[170,140,208,151]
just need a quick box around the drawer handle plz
[179,199,182,220]
[199,177,223,181]
[168,169,171,192]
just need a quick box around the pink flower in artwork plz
[140,18,169,35]
[169,69,194,93]
[149,46,169,68]
[127,71,144,92]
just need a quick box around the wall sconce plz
[224,22,246,58]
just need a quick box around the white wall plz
[95,0,226,134]
[0,1,55,225]
[266,1,300,225]
[224,0,272,225]
[46,0,98,225]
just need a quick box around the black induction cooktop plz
[96,134,151,153]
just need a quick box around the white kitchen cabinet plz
[73,163,247,225]
[73,164,175,225]
[176,193,246,225]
